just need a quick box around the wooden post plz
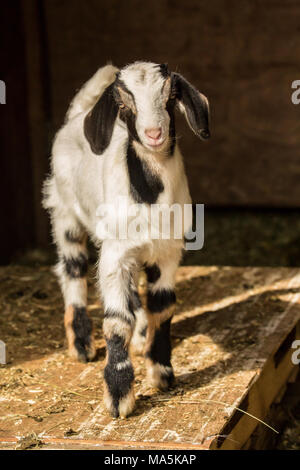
[21,0,52,249]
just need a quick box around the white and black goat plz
[43,61,210,418]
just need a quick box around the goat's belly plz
[91,202,187,242]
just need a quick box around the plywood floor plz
[0,265,299,450]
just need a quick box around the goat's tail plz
[66,64,119,121]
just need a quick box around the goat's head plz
[84,62,210,155]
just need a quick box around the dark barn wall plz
[1,0,300,262]
[42,0,300,207]
[0,1,35,264]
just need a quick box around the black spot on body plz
[104,334,134,416]
[147,289,176,313]
[126,141,164,204]
[106,334,129,365]
[65,230,83,244]
[146,318,172,366]
[72,305,93,362]
[145,264,161,284]
[64,253,88,278]
[104,308,135,324]
[140,326,147,337]
[128,288,142,314]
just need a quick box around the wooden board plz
[0,265,299,450]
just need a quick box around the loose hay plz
[0,265,299,449]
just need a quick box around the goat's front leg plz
[145,258,178,390]
[99,242,137,418]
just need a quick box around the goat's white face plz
[84,61,210,156]
[118,63,172,151]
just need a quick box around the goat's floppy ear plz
[84,82,119,154]
[172,73,210,140]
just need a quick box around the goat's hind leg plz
[145,260,178,390]
[52,211,96,362]
[130,272,148,355]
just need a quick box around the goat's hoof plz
[103,355,135,417]
[86,342,97,361]
[65,305,96,363]
[68,347,87,363]
[131,325,147,355]
[104,387,135,419]
[131,335,146,356]
[67,338,96,363]
[148,364,175,390]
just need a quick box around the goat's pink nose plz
[145,127,162,140]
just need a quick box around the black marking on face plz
[65,230,83,244]
[104,334,134,417]
[72,305,93,363]
[114,78,135,105]
[104,308,135,325]
[159,71,176,156]
[145,264,161,284]
[119,107,140,143]
[126,141,164,204]
[63,253,88,278]
[146,318,174,382]
[147,289,176,313]
[115,79,141,143]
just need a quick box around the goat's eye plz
[119,103,126,109]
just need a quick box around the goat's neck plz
[132,139,174,171]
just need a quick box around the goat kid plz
[43,61,210,418]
